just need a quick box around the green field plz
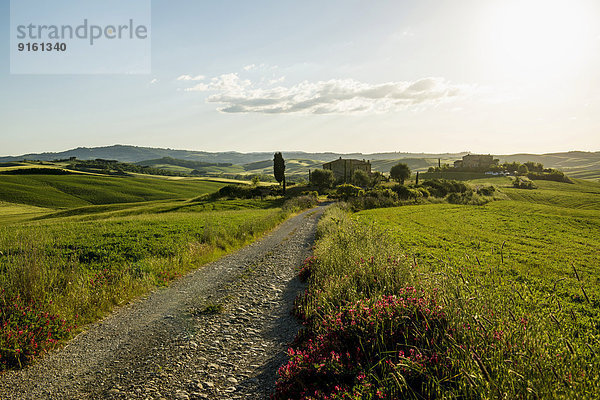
[0,174,227,210]
[357,180,600,301]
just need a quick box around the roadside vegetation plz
[277,177,600,399]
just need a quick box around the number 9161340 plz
[18,42,67,52]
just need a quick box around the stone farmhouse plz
[323,157,372,182]
[454,154,498,169]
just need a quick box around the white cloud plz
[269,76,286,85]
[149,78,158,84]
[243,64,256,71]
[185,73,252,93]
[177,74,205,81]
[181,74,467,115]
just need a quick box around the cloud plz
[184,73,252,93]
[181,74,467,114]
[149,78,158,84]
[177,74,205,81]
[268,76,286,85]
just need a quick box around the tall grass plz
[278,206,600,399]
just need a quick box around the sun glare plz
[480,0,596,82]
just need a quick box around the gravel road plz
[0,205,328,400]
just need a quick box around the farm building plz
[454,154,498,169]
[323,157,371,183]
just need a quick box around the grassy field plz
[358,188,600,282]
[0,174,227,210]
[278,178,600,398]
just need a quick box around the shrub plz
[415,187,430,198]
[336,184,363,200]
[216,184,264,199]
[392,185,427,201]
[476,185,496,196]
[422,179,468,198]
[517,164,529,175]
[351,170,371,187]
[513,177,536,189]
[528,169,573,183]
[350,188,398,210]
[282,194,319,213]
[310,169,336,191]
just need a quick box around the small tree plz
[390,163,411,184]
[251,176,260,186]
[351,169,371,187]
[336,184,362,200]
[273,152,286,194]
[310,169,335,191]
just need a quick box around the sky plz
[1,0,600,156]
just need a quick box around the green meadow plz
[0,174,227,210]
[357,179,600,286]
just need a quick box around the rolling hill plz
[0,174,226,209]
[0,144,467,164]
[2,145,599,180]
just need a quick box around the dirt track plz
[0,205,328,399]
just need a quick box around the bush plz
[415,187,430,198]
[392,185,428,201]
[513,177,536,189]
[216,184,263,199]
[349,188,398,210]
[351,170,371,187]
[422,179,468,198]
[310,169,336,191]
[336,184,363,200]
[528,169,573,183]
[297,256,317,282]
[476,185,496,196]
[282,193,319,213]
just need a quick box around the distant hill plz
[0,144,467,164]
[497,151,600,180]
[2,145,599,180]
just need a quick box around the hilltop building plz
[323,157,371,182]
[454,154,498,169]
